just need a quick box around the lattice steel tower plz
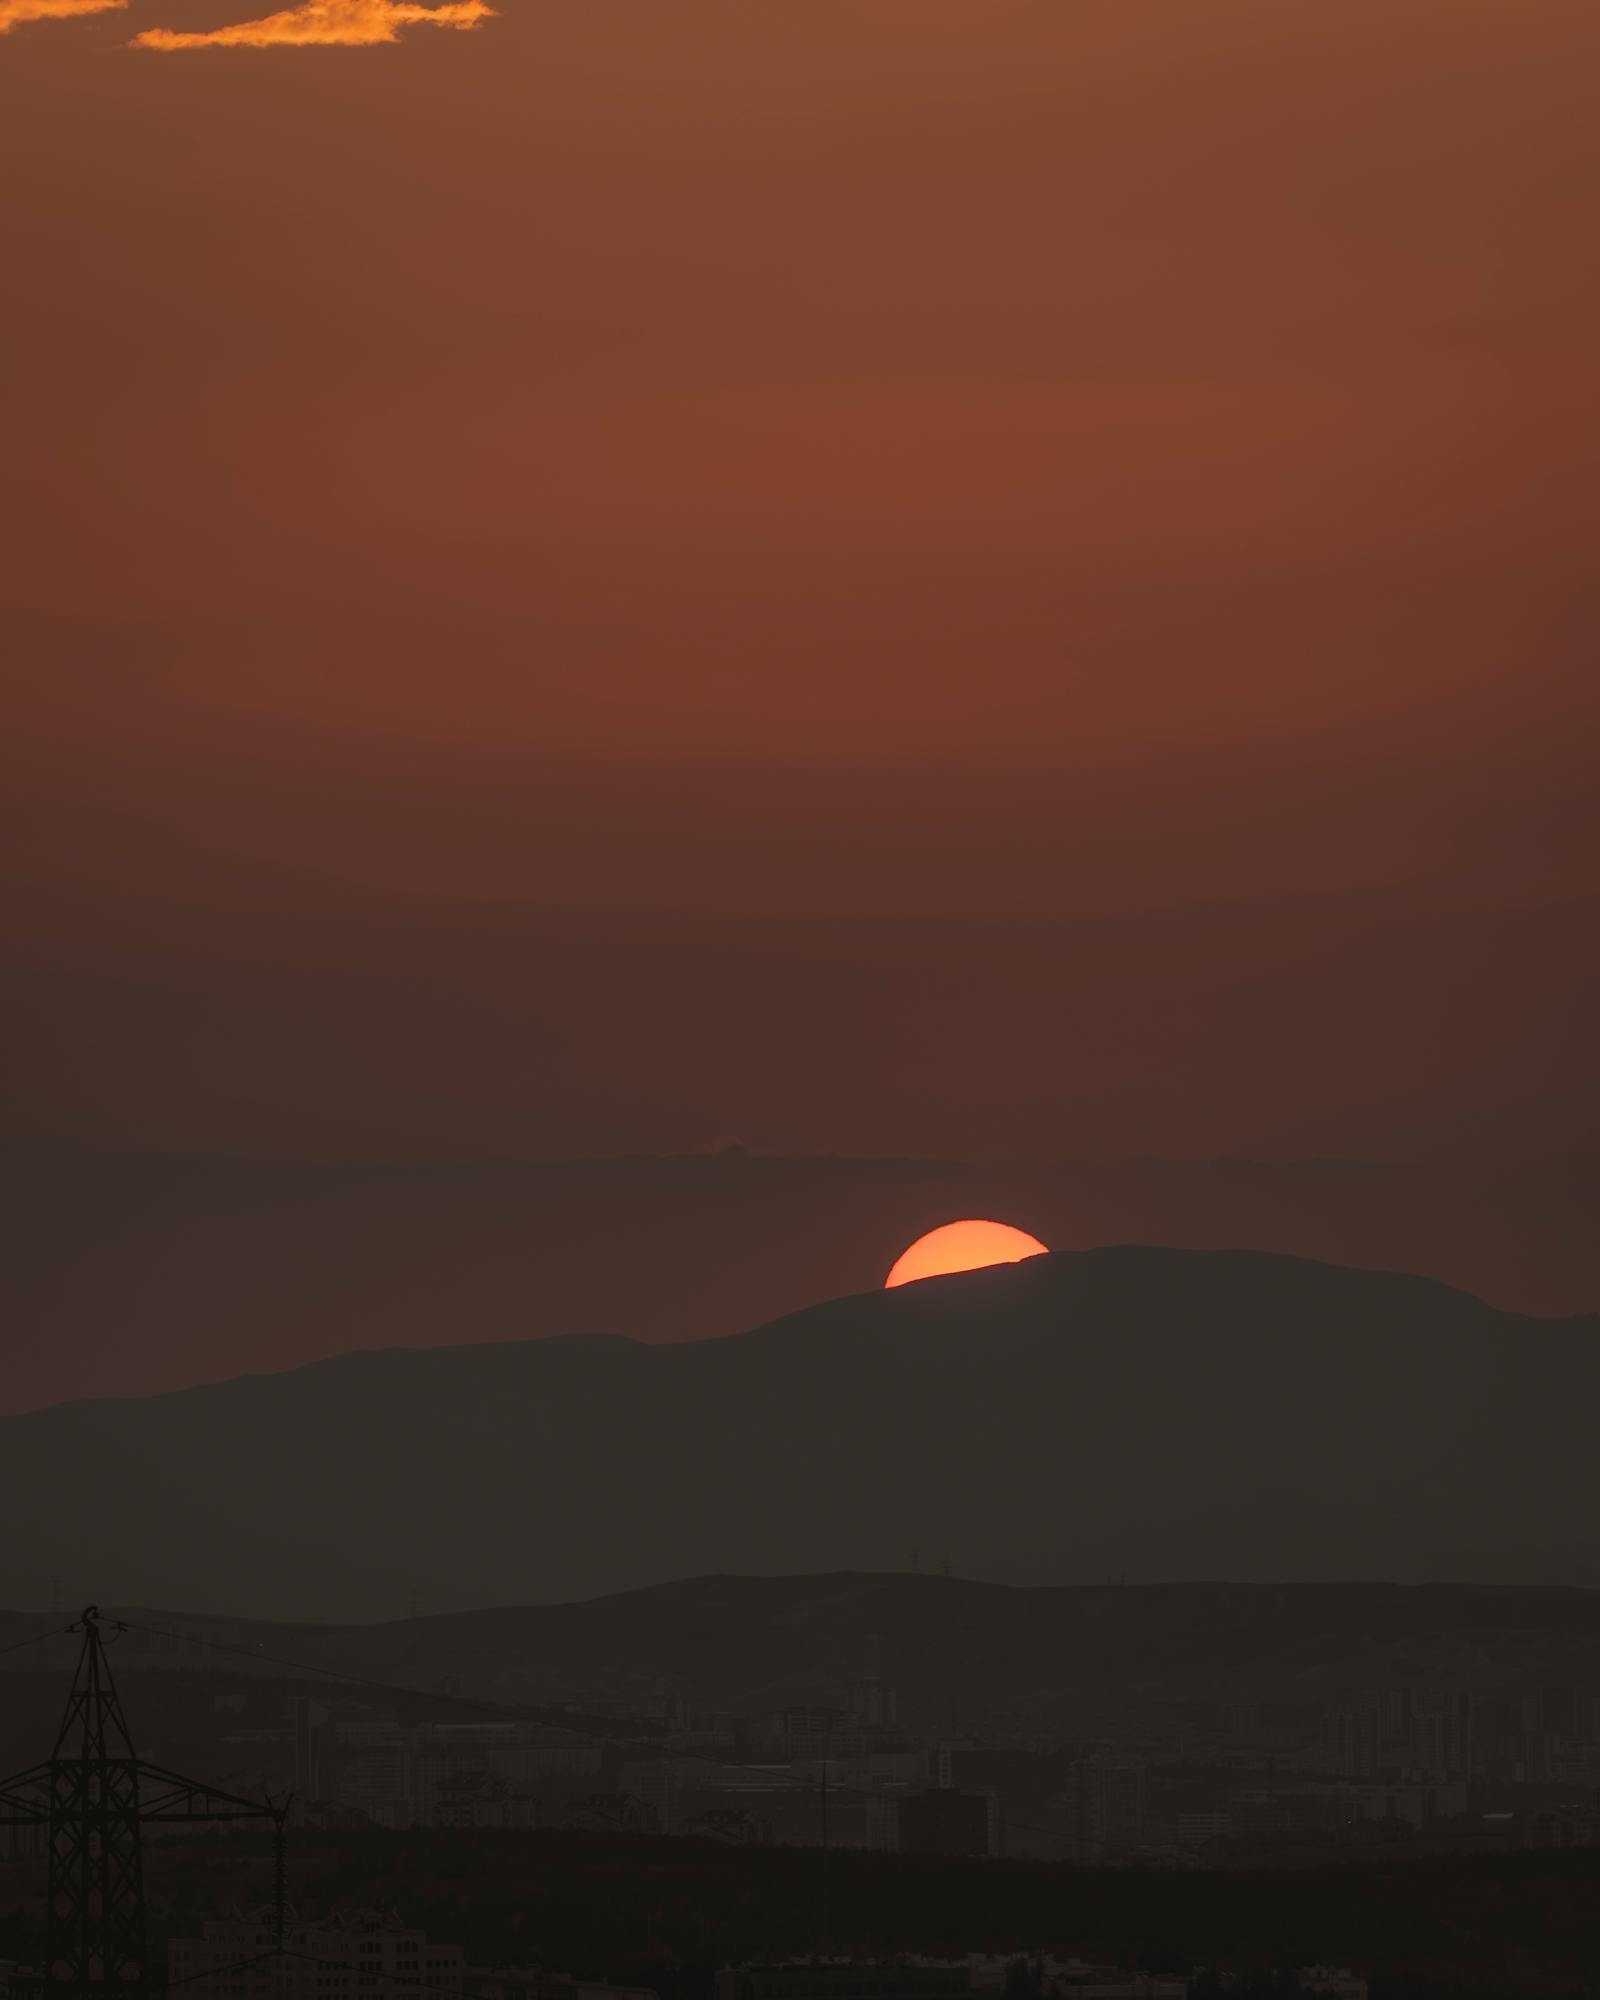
[0,1607,290,2000]
[46,1608,147,1990]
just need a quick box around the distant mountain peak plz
[1,1246,1591,1621]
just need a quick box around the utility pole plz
[819,1758,830,1957]
[818,1717,832,1960]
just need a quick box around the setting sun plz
[885,1219,1049,1289]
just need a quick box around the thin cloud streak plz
[0,0,125,32]
[133,0,489,48]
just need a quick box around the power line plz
[0,1623,73,1664]
[0,1609,290,2000]
[114,1620,643,1738]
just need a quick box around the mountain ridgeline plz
[6,1247,1595,1619]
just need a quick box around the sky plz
[3,0,1597,1402]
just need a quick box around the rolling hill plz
[3,1247,1594,1620]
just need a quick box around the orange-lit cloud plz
[133,0,489,49]
[0,0,124,32]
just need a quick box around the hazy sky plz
[4,1,1597,1372]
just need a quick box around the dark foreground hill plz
[10,1824,1600,1997]
[3,1248,1595,1619]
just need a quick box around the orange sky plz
[2,3,1596,1271]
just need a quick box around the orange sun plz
[885,1219,1049,1288]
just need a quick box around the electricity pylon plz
[0,1607,291,1999]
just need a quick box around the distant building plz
[168,1908,467,2000]
[1409,1692,1473,1783]
[830,1751,928,1792]
[334,1738,410,1821]
[1326,1687,1478,1785]
[470,1974,657,2000]
[1359,1781,1467,1826]
[962,1958,1182,1998]
[767,1708,849,1760]
[564,1791,659,1834]
[1064,1758,1145,1862]
[1327,1703,1381,1781]
[845,1679,899,1730]
[717,1967,970,2000]
[434,1773,538,1830]
[1536,1685,1578,1740]
[170,1931,658,2000]
[1228,1786,1364,1841]
[620,1758,674,1832]
[1296,1972,1367,2000]
[290,1696,328,1799]
[1028,1969,1182,2000]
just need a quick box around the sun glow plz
[885,1219,1049,1289]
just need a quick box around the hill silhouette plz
[11,1573,1600,1737]
[4,1247,1594,1620]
